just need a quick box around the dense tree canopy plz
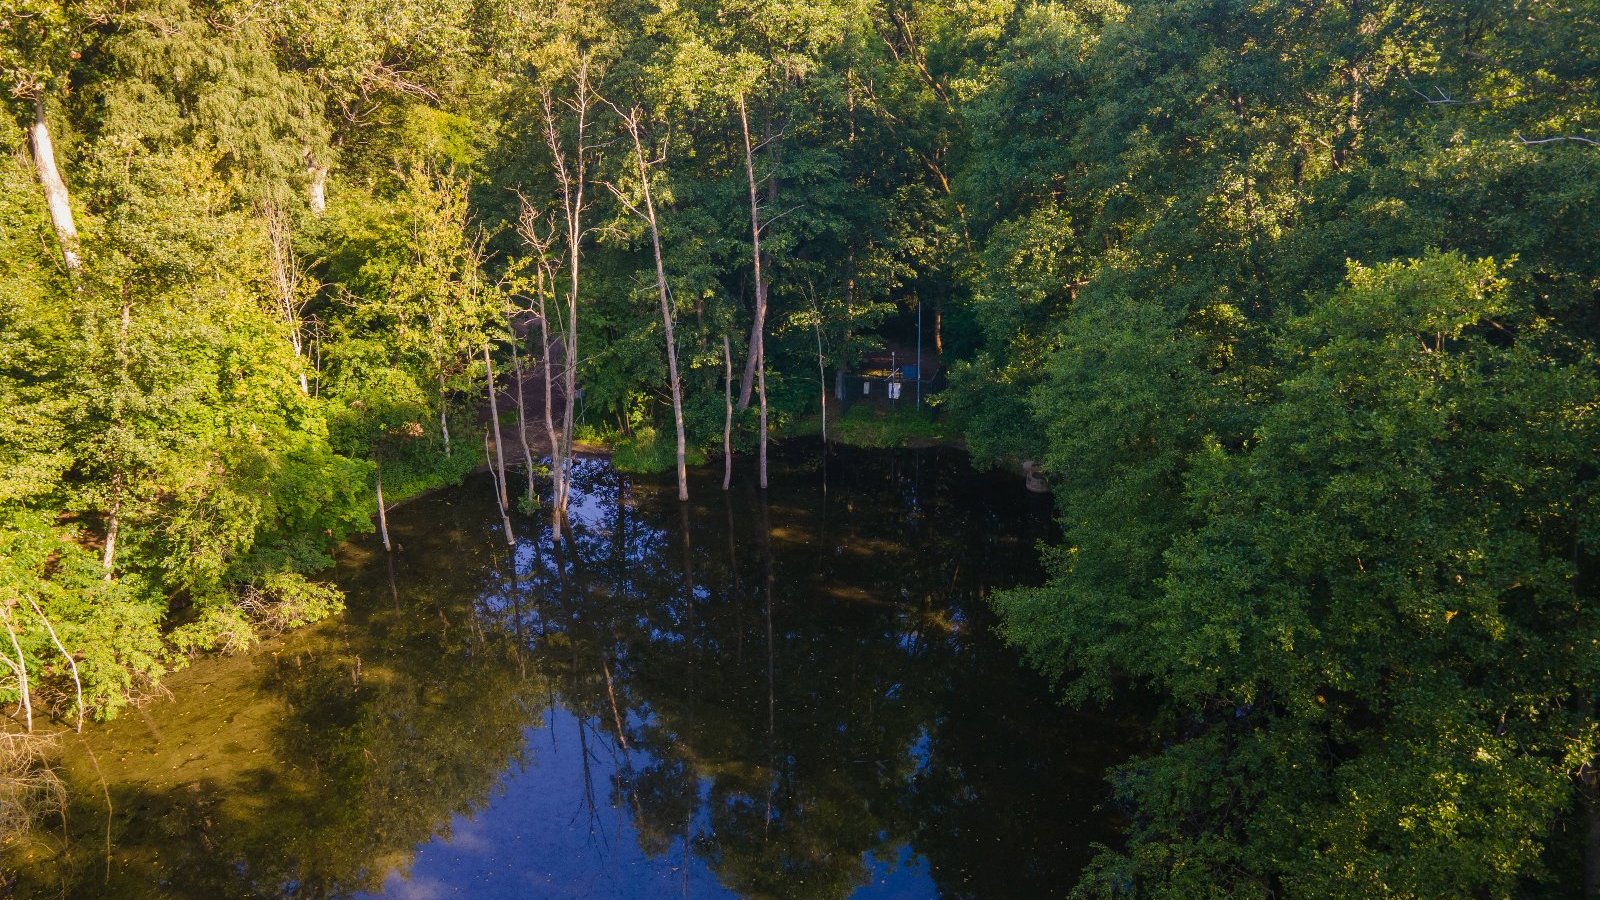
[2,0,1597,894]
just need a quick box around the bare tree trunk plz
[483,344,510,510]
[806,286,827,445]
[0,607,31,733]
[375,461,391,552]
[484,432,516,546]
[103,295,131,580]
[540,64,593,538]
[438,374,452,457]
[723,335,733,491]
[512,343,536,506]
[28,95,81,274]
[738,312,760,412]
[308,164,328,215]
[101,489,120,580]
[619,108,688,502]
[25,597,82,733]
[737,97,770,490]
[539,285,562,527]
[266,205,311,395]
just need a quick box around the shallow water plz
[14,445,1141,898]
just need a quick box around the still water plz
[18,445,1140,898]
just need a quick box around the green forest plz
[2,0,1598,895]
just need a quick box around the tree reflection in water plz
[25,446,1141,898]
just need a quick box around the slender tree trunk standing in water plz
[806,286,827,445]
[483,344,510,511]
[484,432,515,546]
[28,96,81,274]
[540,66,592,539]
[512,343,536,505]
[514,217,563,522]
[374,459,391,552]
[539,287,561,519]
[723,335,733,491]
[615,106,688,502]
[737,97,770,489]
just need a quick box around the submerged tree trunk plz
[28,96,81,274]
[737,97,770,490]
[723,335,733,491]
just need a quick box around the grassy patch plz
[382,437,484,504]
[827,404,949,448]
[605,427,710,474]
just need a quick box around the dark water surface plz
[17,446,1140,898]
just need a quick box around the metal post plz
[916,299,923,408]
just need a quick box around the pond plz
[12,445,1143,898]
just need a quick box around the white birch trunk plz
[28,96,81,274]
[308,164,328,216]
[266,206,312,395]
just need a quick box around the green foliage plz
[948,2,1600,893]
[0,0,495,725]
